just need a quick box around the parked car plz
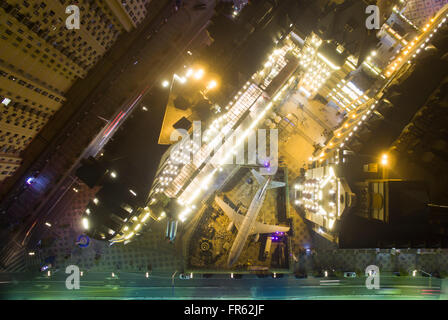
[343,272,357,278]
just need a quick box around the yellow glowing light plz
[194,69,204,80]
[207,80,218,90]
[125,232,134,240]
[380,153,389,166]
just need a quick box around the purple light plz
[26,177,34,185]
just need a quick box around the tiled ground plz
[30,185,182,274]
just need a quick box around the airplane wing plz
[250,221,290,235]
[251,169,266,185]
[268,181,285,189]
[215,196,245,230]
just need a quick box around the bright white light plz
[129,189,137,196]
[93,198,99,205]
[45,222,52,227]
[141,213,150,222]
[1,98,11,106]
[194,69,204,80]
[207,80,217,90]
[162,80,170,88]
[110,171,117,178]
[125,232,134,240]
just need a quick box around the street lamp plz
[380,153,388,166]
[82,218,89,230]
[380,153,389,179]
[194,69,204,80]
[206,80,218,90]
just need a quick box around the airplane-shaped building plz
[215,169,290,267]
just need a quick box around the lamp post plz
[171,270,177,297]
[380,153,389,179]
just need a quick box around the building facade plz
[0,0,150,181]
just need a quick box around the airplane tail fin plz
[251,169,285,189]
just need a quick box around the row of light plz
[122,207,153,241]
[385,12,448,77]
[314,99,378,163]
[299,35,336,95]
[321,10,448,162]
[152,65,223,198]
[169,46,291,201]
[296,167,337,231]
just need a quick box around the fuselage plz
[227,178,271,267]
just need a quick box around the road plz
[0,272,444,300]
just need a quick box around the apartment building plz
[0,0,150,181]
